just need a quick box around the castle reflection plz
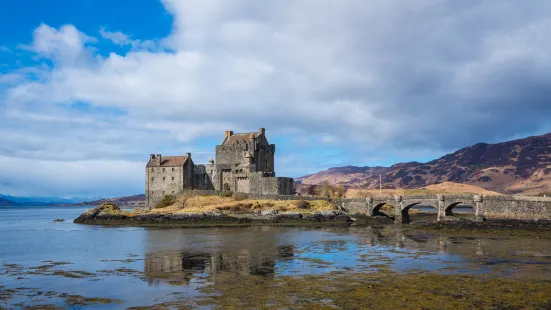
[143,227,295,285]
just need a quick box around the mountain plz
[0,194,100,205]
[0,197,18,206]
[298,132,551,195]
[63,194,145,207]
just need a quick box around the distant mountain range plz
[0,194,117,206]
[0,197,18,206]
[297,132,551,196]
[56,194,146,207]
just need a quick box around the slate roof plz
[147,155,189,167]
[223,132,260,145]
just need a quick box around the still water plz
[1,206,551,308]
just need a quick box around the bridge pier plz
[474,195,484,221]
[393,195,406,224]
[366,196,374,215]
[437,194,446,221]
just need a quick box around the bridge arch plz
[372,203,395,217]
[445,202,475,219]
[401,202,438,223]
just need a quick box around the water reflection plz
[142,226,551,285]
[144,227,296,285]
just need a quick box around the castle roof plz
[146,155,189,167]
[222,132,261,145]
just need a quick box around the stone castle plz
[145,128,294,208]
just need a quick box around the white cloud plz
[2,0,551,196]
[23,23,96,64]
[99,28,158,50]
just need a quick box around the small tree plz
[319,181,332,199]
[334,184,347,198]
[178,192,194,209]
[296,198,310,209]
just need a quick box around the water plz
[1,206,551,308]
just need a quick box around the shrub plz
[313,182,347,198]
[297,198,310,209]
[155,195,176,209]
[221,191,233,197]
[334,184,347,198]
[232,192,248,201]
[215,203,253,212]
[97,202,121,214]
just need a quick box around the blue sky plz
[1,0,550,197]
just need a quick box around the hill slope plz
[298,132,551,195]
[0,197,18,206]
[63,194,145,206]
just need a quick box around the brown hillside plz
[298,132,551,196]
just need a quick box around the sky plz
[1,0,551,198]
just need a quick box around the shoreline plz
[73,204,551,231]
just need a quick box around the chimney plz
[186,152,191,158]
[225,130,234,138]
[150,154,155,160]
[157,154,161,165]
[259,128,265,135]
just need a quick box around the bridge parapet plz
[341,193,551,223]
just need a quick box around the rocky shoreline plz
[73,204,551,229]
[73,204,361,227]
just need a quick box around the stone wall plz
[216,143,250,166]
[276,177,294,195]
[483,195,551,220]
[254,143,275,173]
[146,166,185,209]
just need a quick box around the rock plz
[319,210,346,217]
[277,212,303,219]
[261,210,279,216]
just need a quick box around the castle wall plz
[216,144,250,166]
[235,173,293,195]
[255,144,275,173]
[183,159,194,189]
[206,165,222,191]
[146,166,185,209]
[193,165,212,190]
[277,177,294,195]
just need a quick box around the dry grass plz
[147,195,336,214]
[347,182,502,198]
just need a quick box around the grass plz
[148,195,337,214]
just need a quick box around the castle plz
[145,128,294,209]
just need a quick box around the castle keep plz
[145,128,294,208]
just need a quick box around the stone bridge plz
[340,194,551,223]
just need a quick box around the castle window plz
[172,191,174,194]
[163,168,165,172]
[172,168,175,172]
[172,177,174,181]
[163,177,166,181]
[162,191,165,195]
[151,177,154,181]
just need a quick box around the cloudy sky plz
[1,0,550,198]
